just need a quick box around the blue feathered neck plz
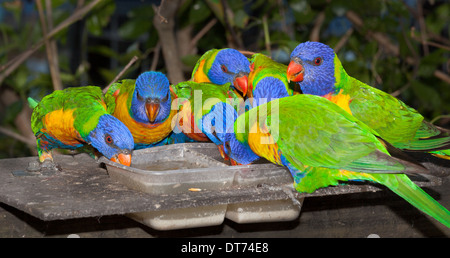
[252,77,290,107]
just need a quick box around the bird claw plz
[24,159,59,176]
[41,159,58,170]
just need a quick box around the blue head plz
[252,77,290,107]
[202,102,237,146]
[131,71,172,124]
[222,128,260,165]
[202,102,260,165]
[208,49,251,96]
[287,41,336,96]
[86,114,134,166]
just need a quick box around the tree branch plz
[346,10,399,56]
[188,18,218,53]
[434,70,450,85]
[152,0,185,84]
[220,0,244,49]
[309,11,325,42]
[103,56,139,94]
[36,0,63,91]
[333,28,354,53]
[0,126,36,147]
[0,0,103,85]
[150,42,162,71]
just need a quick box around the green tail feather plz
[27,97,39,109]
[430,149,450,160]
[374,174,450,228]
[393,121,450,154]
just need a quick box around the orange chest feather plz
[174,101,209,142]
[112,93,176,144]
[193,60,211,83]
[247,66,266,98]
[248,122,282,165]
[324,90,353,115]
[42,109,83,146]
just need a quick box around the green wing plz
[103,82,122,114]
[335,58,450,154]
[31,86,106,138]
[277,95,399,171]
[343,77,423,145]
[245,95,419,173]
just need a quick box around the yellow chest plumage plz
[248,122,282,165]
[42,109,83,146]
[324,89,353,115]
[193,60,212,83]
[112,93,176,144]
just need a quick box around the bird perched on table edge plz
[28,86,134,167]
[217,93,450,228]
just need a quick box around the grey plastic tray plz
[101,142,444,230]
[102,143,302,230]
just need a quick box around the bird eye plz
[136,92,144,101]
[313,57,323,66]
[225,141,231,150]
[105,134,113,144]
[161,92,169,102]
[221,65,228,73]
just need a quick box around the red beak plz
[146,102,160,123]
[111,152,131,166]
[287,61,304,83]
[230,158,243,166]
[233,75,248,97]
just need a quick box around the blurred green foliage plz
[0,0,449,158]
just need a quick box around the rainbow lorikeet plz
[215,93,450,227]
[105,71,178,149]
[287,41,450,160]
[172,81,245,162]
[28,86,134,167]
[203,101,260,165]
[191,48,250,97]
[247,53,300,107]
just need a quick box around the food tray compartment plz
[101,143,302,230]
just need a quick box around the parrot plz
[191,48,251,97]
[247,53,300,107]
[216,93,450,228]
[287,41,450,160]
[202,101,261,165]
[28,86,134,167]
[172,80,245,163]
[105,71,178,149]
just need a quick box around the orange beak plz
[287,60,304,83]
[146,102,160,123]
[233,74,248,97]
[217,145,230,161]
[111,152,131,166]
[230,158,242,166]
